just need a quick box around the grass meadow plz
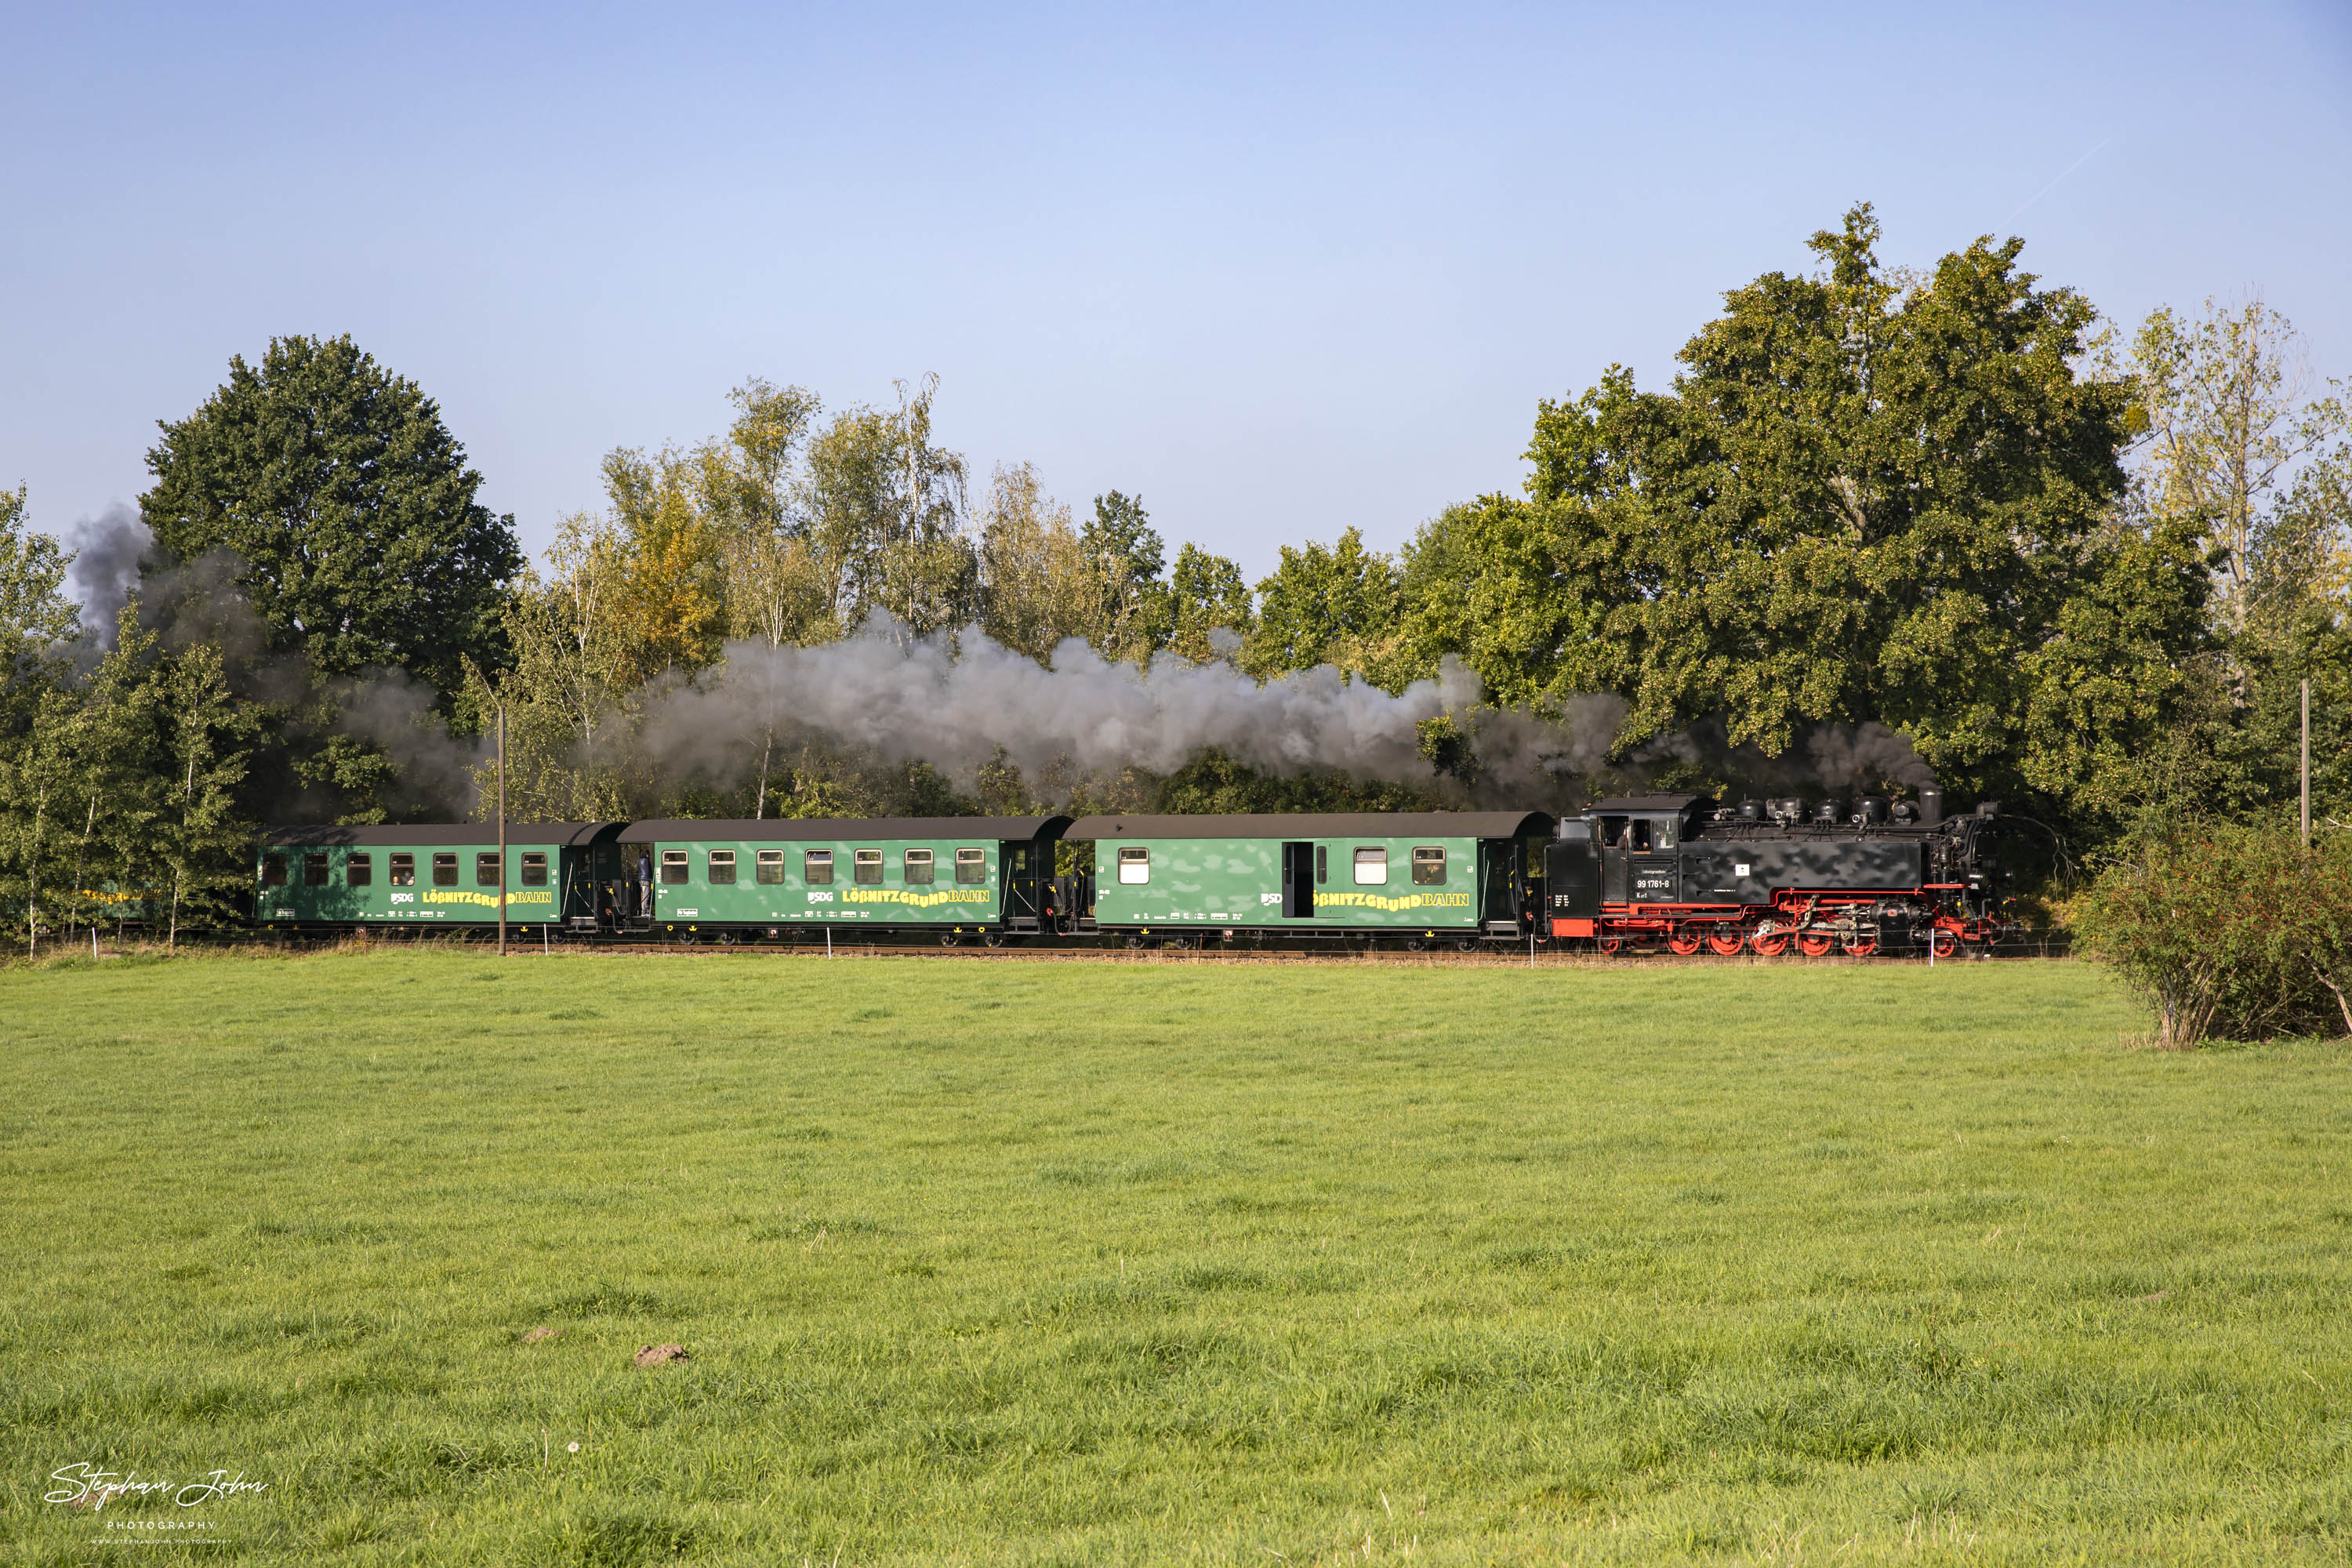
[2,949,2348,1565]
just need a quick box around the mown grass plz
[1,950,2347,1564]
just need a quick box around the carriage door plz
[1280,842,1316,918]
[1599,816,1631,904]
[1004,842,1043,929]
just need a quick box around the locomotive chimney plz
[1918,786,1943,826]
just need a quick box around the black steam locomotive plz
[1547,788,2004,956]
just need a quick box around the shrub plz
[2066,820,2352,1047]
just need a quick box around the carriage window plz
[262,855,288,887]
[904,848,935,885]
[390,853,415,887]
[804,849,834,885]
[1412,847,1446,885]
[476,852,500,886]
[955,848,986,884]
[660,850,689,884]
[708,849,737,885]
[854,849,883,884]
[304,852,330,886]
[1353,847,1388,885]
[347,852,372,887]
[1117,847,1150,884]
[520,852,548,887]
[433,853,459,887]
[756,850,786,884]
[1315,845,1327,884]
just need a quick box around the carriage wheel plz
[1797,933,1837,958]
[939,933,961,947]
[1749,928,1791,957]
[1706,931,1746,957]
[1929,929,1959,959]
[1668,928,1704,956]
[1842,936,1879,957]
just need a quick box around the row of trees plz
[0,204,2344,951]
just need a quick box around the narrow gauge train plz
[254,793,2004,956]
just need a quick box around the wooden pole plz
[495,707,509,955]
[2303,677,2312,848]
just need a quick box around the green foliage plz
[12,953,2352,1562]
[1243,526,1401,684]
[140,334,522,694]
[2067,819,2352,1046]
[1501,206,2184,808]
[1081,489,1172,660]
[1163,542,1254,664]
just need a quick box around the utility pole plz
[497,704,508,956]
[2302,677,2312,848]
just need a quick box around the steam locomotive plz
[1547,787,2005,956]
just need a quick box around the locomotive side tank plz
[1547,793,2002,956]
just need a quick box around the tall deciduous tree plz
[1436,203,2211,818]
[140,335,522,695]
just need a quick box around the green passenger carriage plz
[1067,811,1554,947]
[256,823,622,934]
[616,817,1070,942]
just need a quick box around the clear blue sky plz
[6,0,2348,587]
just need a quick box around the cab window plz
[389,853,415,887]
[304,852,330,887]
[708,849,737,885]
[955,848,986,884]
[347,852,372,887]
[1352,847,1388,885]
[1629,821,1653,853]
[756,850,786,884]
[660,850,689,884]
[1116,847,1149,884]
[262,854,289,887]
[520,852,548,887]
[433,853,459,887]
[854,849,883,885]
[1411,847,1446,885]
[803,850,834,885]
[904,848,935,885]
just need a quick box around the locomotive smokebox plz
[1918,786,1944,826]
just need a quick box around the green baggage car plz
[257,823,623,933]
[1066,811,1555,947]
[617,817,1072,942]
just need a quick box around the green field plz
[3,951,2347,1565]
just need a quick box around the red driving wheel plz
[1843,936,1878,957]
[1930,928,1959,959]
[1597,937,1626,956]
[1797,933,1837,958]
[1749,928,1791,956]
[1668,928,1704,956]
[1706,931,1745,956]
